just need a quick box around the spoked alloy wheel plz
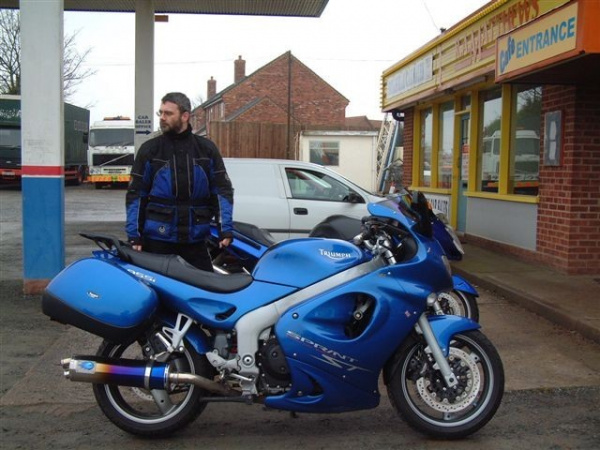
[92,338,211,437]
[437,290,479,322]
[387,330,504,439]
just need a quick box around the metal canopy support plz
[20,0,65,294]
[134,0,155,151]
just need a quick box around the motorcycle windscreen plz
[42,258,158,343]
[252,238,367,288]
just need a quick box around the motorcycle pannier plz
[42,258,158,343]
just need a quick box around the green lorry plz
[0,94,90,186]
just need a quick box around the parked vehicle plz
[0,94,90,186]
[209,194,479,321]
[87,116,135,189]
[42,191,503,439]
[223,158,382,241]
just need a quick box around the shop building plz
[382,0,599,274]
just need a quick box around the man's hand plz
[132,245,142,251]
[219,237,232,248]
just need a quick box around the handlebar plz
[353,217,402,265]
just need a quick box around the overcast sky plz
[64,0,489,125]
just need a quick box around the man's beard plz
[160,118,184,133]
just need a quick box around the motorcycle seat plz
[120,247,253,293]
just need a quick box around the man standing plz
[126,92,233,271]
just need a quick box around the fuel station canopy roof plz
[0,0,329,17]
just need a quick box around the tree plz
[0,9,95,99]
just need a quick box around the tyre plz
[437,290,480,322]
[386,330,504,439]
[92,336,212,437]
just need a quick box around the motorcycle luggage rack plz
[79,233,132,261]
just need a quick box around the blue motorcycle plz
[42,192,503,439]
[209,193,480,321]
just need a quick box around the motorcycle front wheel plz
[92,337,212,437]
[386,330,504,439]
[437,290,480,322]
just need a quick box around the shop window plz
[309,141,339,166]
[510,86,542,196]
[438,101,454,189]
[420,108,433,187]
[478,88,502,193]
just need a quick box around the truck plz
[481,129,540,194]
[87,116,135,189]
[0,94,90,186]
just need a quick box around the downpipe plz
[61,356,239,397]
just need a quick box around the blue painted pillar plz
[20,0,65,294]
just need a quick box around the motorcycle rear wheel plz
[386,330,504,439]
[437,290,479,322]
[92,338,211,437]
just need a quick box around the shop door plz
[457,114,470,233]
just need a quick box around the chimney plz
[234,55,246,83]
[207,76,216,100]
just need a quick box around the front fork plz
[414,312,481,388]
[416,314,458,388]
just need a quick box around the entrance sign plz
[496,2,578,81]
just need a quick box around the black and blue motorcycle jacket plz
[126,126,234,245]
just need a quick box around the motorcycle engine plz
[256,336,291,394]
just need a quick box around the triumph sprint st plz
[42,191,503,439]
[209,194,480,321]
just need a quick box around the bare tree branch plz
[0,10,96,99]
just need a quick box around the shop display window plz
[510,86,542,196]
[420,108,433,187]
[438,101,454,189]
[478,88,502,193]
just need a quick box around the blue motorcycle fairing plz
[269,240,453,413]
[452,275,479,296]
[428,314,481,356]
[252,238,368,288]
[265,358,380,413]
[114,259,298,330]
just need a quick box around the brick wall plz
[538,84,600,274]
[193,52,348,133]
[222,53,347,127]
[402,109,414,186]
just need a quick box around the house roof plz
[344,116,382,131]
[196,51,349,112]
[0,0,329,16]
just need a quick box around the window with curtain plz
[309,141,339,166]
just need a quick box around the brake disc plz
[416,347,481,412]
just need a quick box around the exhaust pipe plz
[61,356,239,397]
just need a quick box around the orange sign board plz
[496,2,578,80]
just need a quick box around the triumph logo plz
[319,249,353,260]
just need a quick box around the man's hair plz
[161,92,191,114]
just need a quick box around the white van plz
[223,158,383,240]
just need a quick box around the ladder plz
[375,113,398,192]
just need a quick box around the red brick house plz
[191,52,350,158]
